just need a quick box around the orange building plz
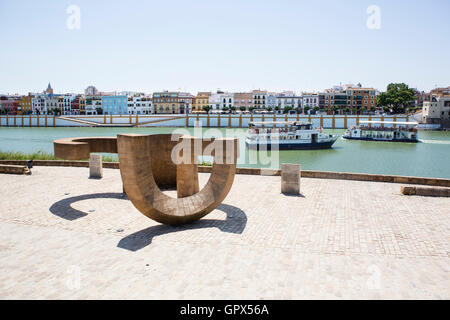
[18,95,33,115]
[346,85,377,114]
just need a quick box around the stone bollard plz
[89,154,103,179]
[281,163,301,195]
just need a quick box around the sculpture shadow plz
[281,192,305,198]
[49,192,127,221]
[117,204,247,252]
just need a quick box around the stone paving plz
[0,167,449,299]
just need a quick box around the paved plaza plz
[0,167,449,299]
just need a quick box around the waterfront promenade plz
[0,113,412,129]
[0,167,449,299]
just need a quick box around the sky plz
[0,0,449,95]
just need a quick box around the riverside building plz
[101,95,128,115]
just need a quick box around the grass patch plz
[0,150,211,165]
[0,150,57,161]
[0,150,119,162]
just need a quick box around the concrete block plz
[260,168,279,176]
[281,163,301,195]
[0,164,31,175]
[401,186,450,197]
[89,154,103,179]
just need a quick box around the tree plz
[295,107,302,114]
[230,106,236,113]
[248,106,256,113]
[239,106,246,112]
[304,106,310,114]
[313,106,320,115]
[202,106,211,114]
[330,105,340,115]
[370,106,376,114]
[222,106,229,113]
[267,107,273,112]
[283,106,293,114]
[274,106,280,113]
[376,83,416,114]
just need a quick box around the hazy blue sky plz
[0,0,449,94]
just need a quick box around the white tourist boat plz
[245,121,339,150]
[343,121,419,143]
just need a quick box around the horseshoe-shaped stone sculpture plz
[54,134,238,225]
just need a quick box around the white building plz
[276,91,302,113]
[60,94,76,115]
[422,95,450,126]
[44,96,59,114]
[32,95,47,114]
[267,92,278,109]
[85,95,101,115]
[209,91,233,111]
[220,92,234,110]
[301,93,319,113]
[127,95,153,115]
[178,92,194,114]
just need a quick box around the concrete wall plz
[1,159,448,187]
[0,114,410,129]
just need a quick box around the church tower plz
[45,82,54,94]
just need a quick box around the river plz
[0,127,449,179]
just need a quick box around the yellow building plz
[153,91,181,114]
[79,96,86,115]
[192,92,211,111]
[18,95,33,115]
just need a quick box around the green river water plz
[0,127,449,179]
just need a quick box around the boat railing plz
[359,126,415,132]
[248,128,297,135]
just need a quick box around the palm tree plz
[331,105,339,115]
[202,106,211,114]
